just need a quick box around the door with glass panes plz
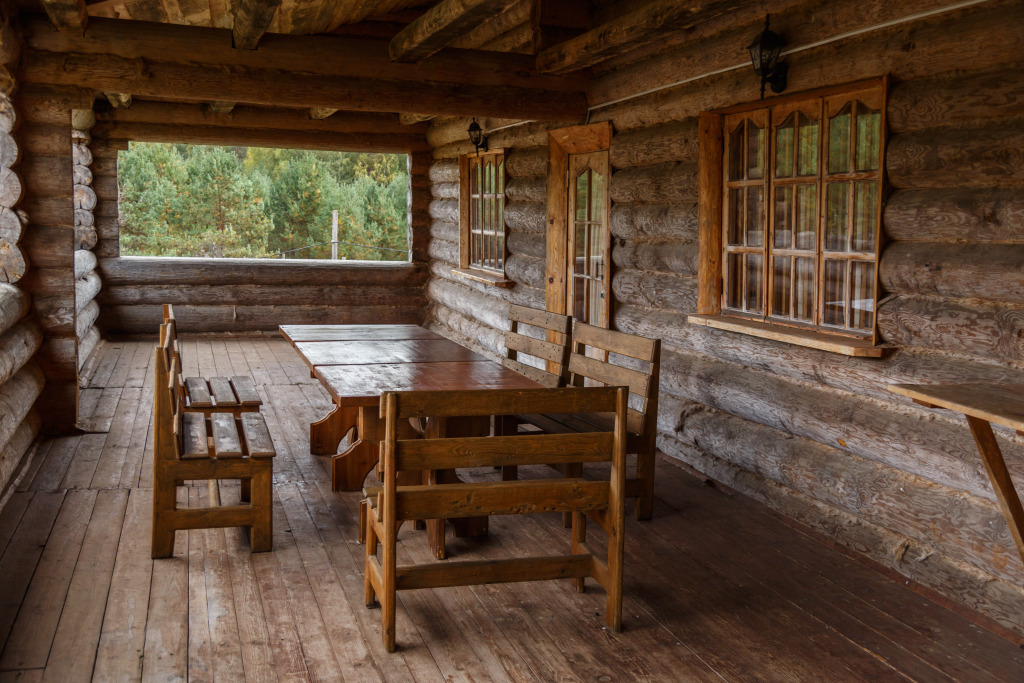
[567,151,611,328]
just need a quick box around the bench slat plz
[396,432,614,471]
[230,376,263,406]
[500,357,561,388]
[568,353,651,398]
[184,376,213,407]
[394,479,608,520]
[208,377,238,406]
[505,332,565,364]
[180,411,209,459]
[573,321,657,360]
[211,413,244,458]
[241,412,276,458]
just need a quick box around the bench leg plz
[152,472,178,559]
[364,517,378,607]
[249,467,273,552]
[311,404,357,455]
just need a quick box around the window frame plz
[693,77,889,356]
[456,148,511,287]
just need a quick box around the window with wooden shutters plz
[713,82,886,346]
[456,149,510,287]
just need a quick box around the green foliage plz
[118,143,409,261]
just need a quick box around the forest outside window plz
[696,81,886,353]
[456,149,510,286]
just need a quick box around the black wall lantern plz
[468,118,488,154]
[747,15,788,99]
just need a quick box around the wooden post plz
[331,209,338,260]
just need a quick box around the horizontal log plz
[504,253,544,289]
[505,202,545,234]
[0,364,45,455]
[888,121,1024,189]
[428,159,459,184]
[429,199,458,223]
[94,239,117,259]
[504,175,545,204]
[92,121,430,154]
[612,269,696,313]
[594,2,1024,132]
[425,276,509,331]
[663,396,1024,587]
[21,226,74,268]
[0,283,29,335]
[75,270,100,310]
[610,119,698,169]
[24,264,75,296]
[430,182,458,200]
[22,48,587,123]
[77,325,100,370]
[426,115,513,149]
[610,162,697,203]
[389,0,516,63]
[0,95,15,133]
[92,174,116,201]
[505,146,546,178]
[20,195,72,225]
[98,283,427,308]
[427,236,458,267]
[883,188,1024,243]
[0,207,23,243]
[99,256,428,287]
[0,132,16,168]
[426,302,504,361]
[13,83,92,125]
[0,410,40,495]
[0,319,42,387]
[489,121,563,151]
[75,225,97,251]
[878,294,1024,363]
[0,243,26,285]
[431,139,473,161]
[506,231,545,259]
[658,346,1011,502]
[74,184,96,210]
[429,219,459,244]
[73,248,96,279]
[98,303,426,336]
[73,164,92,186]
[609,203,698,241]
[409,187,431,214]
[20,154,72,197]
[72,142,92,167]
[76,298,99,338]
[612,240,698,276]
[880,242,1024,305]
[0,166,22,207]
[15,123,71,157]
[32,294,75,335]
[888,63,1024,133]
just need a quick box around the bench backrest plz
[567,322,660,444]
[501,304,572,388]
[381,386,627,520]
[153,324,185,461]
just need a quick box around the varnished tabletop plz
[280,324,444,344]
[889,383,1024,433]
[294,339,486,367]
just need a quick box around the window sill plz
[686,314,891,358]
[452,268,514,288]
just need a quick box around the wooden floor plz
[0,338,1022,682]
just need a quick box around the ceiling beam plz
[535,0,742,74]
[40,0,87,33]
[95,100,429,135]
[231,0,283,50]
[25,16,587,94]
[21,45,585,120]
[389,0,518,63]
[92,121,430,153]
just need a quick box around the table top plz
[294,339,486,367]
[889,383,1024,433]
[316,361,541,407]
[280,324,444,343]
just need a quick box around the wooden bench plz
[152,323,277,558]
[518,321,661,520]
[500,303,572,388]
[363,386,628,652]
[163,304,263,415]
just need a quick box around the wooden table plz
[889,383,1024,567]
[282,324,540,491]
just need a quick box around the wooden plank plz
[966,415,1024,565]
[279,324,442,343]
[396,432,613,471]
[210,413,243,458]
[89,386,143,489]
[394,479,608,519]
[293,339,486,366]
[59,433,107,489]
[389,0,517,62]
[207,376,238,407]
[186,489,214,681]
[181,411,209,459]
[688,314,888,358]
[394,385,614,419]
[141,486,188,681]
[241,413,275,458]
[232,0,283,49]
[42,489,130,682]
[568,353,650,397]
[201,524,246,680]
[78,386,122,433]
[889,383,1024,433]
[229,376,261,406]
[26,436,79,492]
[393,554,592,590]
[184,376,213,408]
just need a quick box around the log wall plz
[422,0,1024,635]
[0,17,43,495]
[73,111,99,369]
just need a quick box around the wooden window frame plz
[454,148,511,287]
[691,78,889,358]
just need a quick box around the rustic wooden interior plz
[1,0,1024,678]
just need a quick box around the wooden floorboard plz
[0,337,1021,681]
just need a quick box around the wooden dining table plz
[280,323,541,492]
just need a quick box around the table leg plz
[311,404,357,455]
[331,407,379,491]
[966,415,1024,565]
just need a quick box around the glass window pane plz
[797,114,819,177]
[728,123,745,181]
[851,261,875,330]
[575,171,589,222]
[497,160,504,193]
[470,229,480,267]
[795,184,817,250]
[852,181,878,252]
[471,162,480,194]
[772,256,791,317]
[726,253,742,309]
[573,275,586,320]
[855,107,881,172]
[747,121,765,180]
[574,224,586,274]
[727,188,743,245]
[825,182,849,252]
[745,187,764,247]
[829,105,851,174]
[588,279,602,327]
[590,170,605,220]
[745,253,763,314]
[794,257,814,321]
[774,185,793,248]
[590,222,604,281]
[775,115,795,178]
[823,259,847,326]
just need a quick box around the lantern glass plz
[468,120,483,147]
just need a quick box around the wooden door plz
[566,151,611,328]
